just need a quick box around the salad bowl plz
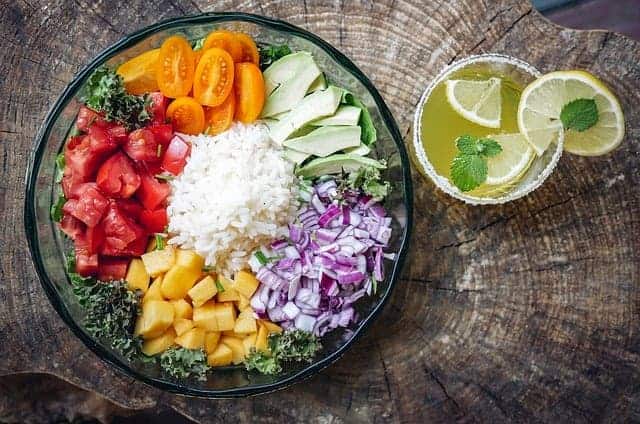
[24,12,413,397]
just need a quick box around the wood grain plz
[1,0,639,422]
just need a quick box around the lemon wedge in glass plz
[445,77,502,128]
[517,70,624,156]
[485,133,534,186]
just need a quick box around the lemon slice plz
[445,77,502,128]
[518,70,624,156]
[485,133,534,186]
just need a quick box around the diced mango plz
[176,249,205,272]
[243,333,257,354]
[255,323,268,352]
[188,276,218,307]
[126,258,150,293]
[234,309,257,334]
[141,246,176,277]
[135,300,174,339]
[173,318,194,336]
[236,293,250,311]
[234,270,259,298]
[161,265,201,299]
[216,275,240,302]
[260,320,283,334]
[222,330,245,338]
[207,343,233,367]
[141,328,176,356]
[193,301,218,331]
[175,327,206,349]
[214,302,237,331]
[205,331,221,354]
[143,276,164,304]
[171,299,193,319]
[221,336,245,364]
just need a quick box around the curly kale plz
[80,66,151,130]
[341,165,390,201]
[245,329,321,375]
[258,43,292,70]
[159,348,210,381]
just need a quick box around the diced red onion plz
[295,314,316,332]
[283,301,300,319]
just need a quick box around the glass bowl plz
[23,12,413,397]
[413,54,564,205]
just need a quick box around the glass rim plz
[412,53,564,205]
[23,12,414,398]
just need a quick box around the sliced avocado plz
[284,126,361,157]
[283,148,310,165]
[344,143,371,156]
[269,86,343,144]
[307,73,327,93]
[261,56,322,118]
[263,52,314,95]
[310,105,362,126]
[296,154,385,178]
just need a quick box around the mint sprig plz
[560,98,598,132]
[450,135,502,192]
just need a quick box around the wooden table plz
[1,0,639,422]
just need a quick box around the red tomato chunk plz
[140,208,168,234]
[136,171,171,211]
[98,257,129,281]
[96,152,141,198]
[161,136,191,175]
[124,128,160,162]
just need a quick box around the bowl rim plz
[23,11,414,398]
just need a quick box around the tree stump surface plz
[1,0,639,422]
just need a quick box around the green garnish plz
[255,251,268,266]
[341,92,377,146]
[372,277,378,295]
[80,66,151,130]
[258,44,292,70]
[155,173,174,181]
[50,194,66,222]
[159,347,210,381]
[560,98,599,132]
[346,165,390,200]
[191,37,205,51]
[155,234,165,250]
[202,265,215,273]
[450,134,502,192]
[54,152,65,183]
[215,279,225,293]
[245,330,321,375]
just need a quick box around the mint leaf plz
[455,135,478,155]
[477,138,502,157]
[560,98,598,132]
[450,154,487,192]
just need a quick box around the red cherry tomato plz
[161,136,190,175]
[136,172,171,211]
[124,128,160,162]
[140,208,168,234]
[96,152,141,199]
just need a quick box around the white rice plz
[167,122,297,275]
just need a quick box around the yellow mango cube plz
[173,318,194,336]
[175,327,205,349]
[171,299,193,319]
[205,332,221,354]
[243,333,257,354]
[161,265,201,300]
[135,300,174,339]
[255,323,269,352]
[236,293,251,311]
[234,270,259,298]
[188,276,218,307]
[216,275,240,302]
[141,328,176,356]
[141,246,176,277]
[176,249,205,272]
[214,302,237,331]
[126,258,150,293]
[221,336,245,364]
[143,276,164,304]
[193,301,218,331]
[207,343,233,367]
[234,309,257,334]
[260,320,283,335]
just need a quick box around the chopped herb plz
[159,347,210,381]
[80,66,151,130]
[202,265,215,273]
[255,251,268,266]
[54,153,65,183]
[258,44,292,70]
[450,134,502,192]
[50,194,66,222]
[215,279,225,293]
[372,277,378,295]
[560,98,599,132]
[155,234,165,250]
[155,173,174,181]
[204,125,211,134]
[245,329,321,375]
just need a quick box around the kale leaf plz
[245,329,321,375]
[346,165,390,201]
[159,348,210,381]
[258,44,292,70]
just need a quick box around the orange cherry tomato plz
[204,89,236,136]
[193,48,235,107]
[156,35,195,98]
[234,62,265,123]
[193,49,204,67]
[117,49,160,95]
[234,32,259,65]
[166,97,205,135]
[202,30,243,62]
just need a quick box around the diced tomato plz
[67,183,108,227]
[149,92,168,125]
[124,128,160,162]
[85,222,105,255]
[75,234,99,277]
[136,172,171,210]
[88,125,119,157]
[148,123,173,147]
[65,135,103,183]
[76,106,107,132]
[98,257,129,281]
[105,124,128,144]
[116,198,144,220]
[138,160,163,176]
[96,152,141,198]
[62,198,78,215]
[119,235,148,257]
[100,202,146,256]
[161,136,190,175]
[140,208,168,233]
[60,214,84,240]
